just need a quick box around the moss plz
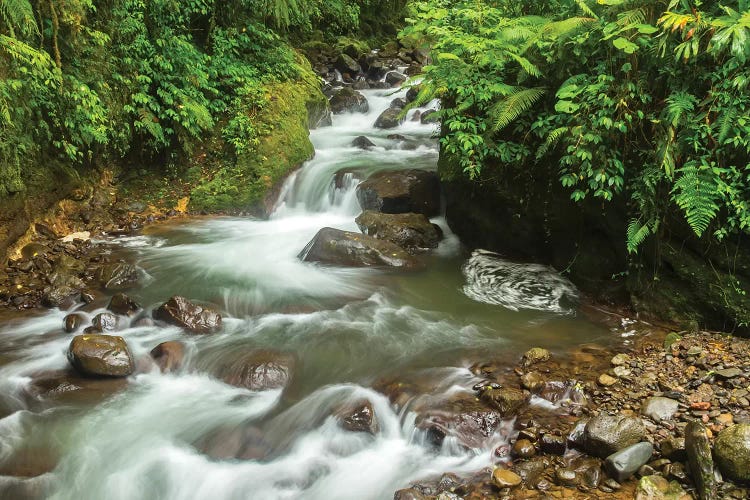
[189,55,325,213]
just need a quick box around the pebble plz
[512,439,536,459]
[598,373,618,386]
[492,469,522,488]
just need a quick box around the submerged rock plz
[355,211,441,252]
[492,469,521,488]
[68,334,134,377]
[218,349,296,391]
[329,87,369,114]
[298,227,420,269]
[351,136,376,149]
[714,423,750,482]
[150,341,186,373]
[153,296,222,334]
[356,169,440,217]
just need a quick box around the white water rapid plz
[0,84,612,500]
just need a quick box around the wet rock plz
[406,86,421,103]
[635,475,690,500]
[329,87,369,114]
[107,293,140,316]
[604,442,654,481]
[522,347,550,367]
[218,349,296,391]
[520,371,545,392]
[68,334,134,377]
[421,109,439,124]
[568,418,588,448]
[21,243,51,260]
[63,313,85,333]
[394,488,427,500]
[42,286,81,308]
[374,107,405,129]
[515,458,547,488]
[492,469,521,489]
[436,473,462,493]
[540,433,566,455]
[582,414,646,458]
[356,169,440,217]
[598,373,618,386]
[153,296,222,334]
[660,437,687,461]
[298,227,420,269]
[714,423,750,481]
[150,341,185,373]
[555,468,578,486]
[355,211,441,252]
[95,262,140,290]
[351,136,376,149]
[611,353,631,366]
[385,71,407,87]
[335,53,361,76]
[512,438,536,458]
[336,400,379,434]
[478,386,528,416]
[416,394,506,450]
[92,312,118,332]
[642,396,679,421]
[685,421,718,500]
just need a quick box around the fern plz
[536,126,567,159]
[490,87,546,131]
[626,218,653,253]
[717,107,737,145]
[672,164,720,237]
[665,91,697,127]
[0,0,37,38]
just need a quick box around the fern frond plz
[536,126,567,159]
[574,0,598,18]
[0,0,38,38]
[717,107,736,144]
[491,87,546,131]
[626,218,653,253]
[665,91,697,127]
[672,164,720,237]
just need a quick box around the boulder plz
[635,475,690,500]
[107,293,141,316]
[390,97,407,109]
[356,169,440,217]
[67,334,134,377]
[582,414,646,458]
[406,86,421,103]
[385,71,407,87]
[218,349,296,391]
[63,313,85,333]
[421,109,439,124]
[478,386,528,416]
[329,88,369,114]
[685,421,718,500]
[95,263,140,290]
[335,53,361,76]
[522,347,550,367]
[92,312,118,332]
[604,442,654,481]
[416,395,507,450]
[335,400,379,434]
[374,107,404,129]
[394,489,427,500]
[153,296,222,334]
[42,286,80,308]
[641,396,679,422]
[150,341,186,373]
[355,211,441,252]
[714,423,750,481]
[351,136,376,149]
[298,227,419,269]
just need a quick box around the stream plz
[0,84,623,499]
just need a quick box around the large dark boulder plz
[374,107,404,129]
[335,53,361,76]
[298,227,420,269]
[355,211,442,252]
[153,296,222,334]
[356,169,441,217]
[329,88,369,114]
[68,334,134,377]
[218,349,296,391]
[582,414,646,458]
[351,136,376,149]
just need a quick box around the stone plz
[635,475,691,500]
[153,296,222,334]
[298,227,420,269]
[355,211,442,252]
[329,87,369,114]
[336,400,379,434]
[335,53,361,75]
[374,107,405,129]
[522,347,550,367]
[385,71,406,86]
[514,458,547,487]
[218,349,296,391]
[420,109,439,124]
[42,286,80,308]
[598,373,618,386]
[393,489,427,500]
[555,468,578,486]
[613,365,631,378]
[714,367,742,379]
[63,313,85,333]
[150,341,185,373]
[351,136,376,149]
[660,437,686,461]
[95,263,140,290]
[479,387,528,416]
[583,414,646,458]
[540,433,566,455]
[356,169,440,217]
[685,421,718,500]
[604,442,654,481]
[492,469,521,489]
[107,293,140,316]
[68,334,134,377]
[92,312,118,332]
[520,371,545,392]
[568,419,588,449]
[714,423,750,481]
[641,397,679,421]
[511,438,536,458]
[611,353,631,366]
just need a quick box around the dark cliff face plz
[438,151,750,335]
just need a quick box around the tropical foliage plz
[404,0,750,252]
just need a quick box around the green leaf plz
[613,37,639,53]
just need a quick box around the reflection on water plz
[0,85,615,499]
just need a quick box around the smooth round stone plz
[714,424,750,481]
[555,468,577,486]
[598,373,618,386]
[512,439,536,459]
[641,396,679,421]
[492,469,522,488]
[605,442,654,481]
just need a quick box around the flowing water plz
[0,85,623,499]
